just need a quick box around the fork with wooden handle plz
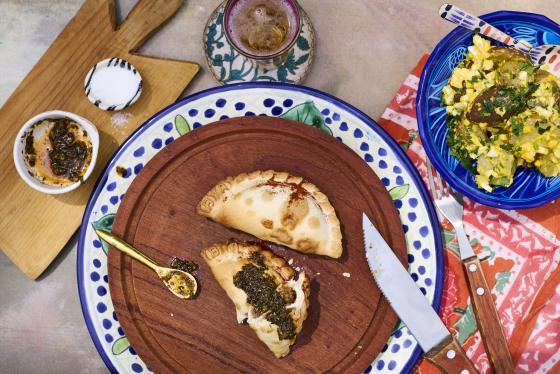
[426,158,514,373]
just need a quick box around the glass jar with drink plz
[223,0,302,67]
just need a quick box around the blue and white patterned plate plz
[77,83,443,373]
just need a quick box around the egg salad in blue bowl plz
[418,11,560,209]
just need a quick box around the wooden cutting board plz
[109,117,407,373]
[0,0,199,279]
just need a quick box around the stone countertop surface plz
[1,1,558,372]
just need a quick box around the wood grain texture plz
[463,256,514,373]
[108,117,408,373]
[0,0,199,279]
[425,335,478,374]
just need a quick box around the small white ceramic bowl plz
[13,110,99,194]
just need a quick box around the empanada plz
[197,170,343,258]
[201,241,310,358]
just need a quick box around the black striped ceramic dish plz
[84,57,143,111]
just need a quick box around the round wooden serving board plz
[108,117,407,373]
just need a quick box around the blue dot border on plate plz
[203,2,316,85]
[77,82,444,374]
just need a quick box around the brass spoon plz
[95,229,198,299]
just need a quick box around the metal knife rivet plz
[476,287,485,295]
[446,349,456,359]
[469,264,477,272]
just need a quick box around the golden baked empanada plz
[201,241,310,358]
[197,170,343,258]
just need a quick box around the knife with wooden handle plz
[363,214,478,373]
[452,221,514,373]
[462,256,514,373]
[425,335,477,373]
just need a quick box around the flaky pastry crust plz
[197,170,343,258]
[201,241,310,358]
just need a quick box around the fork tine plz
[448,182,463,204]
[425,158,439,200]
[434,165,446,198]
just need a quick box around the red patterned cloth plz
[377,55,560,374]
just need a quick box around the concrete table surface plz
[1,1,558,372]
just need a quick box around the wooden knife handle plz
[425,335,478,374]
[462,256,515,373]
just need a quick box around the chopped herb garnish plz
[499,143,515,151]
[169,257,198,273]
[519,62,540,74]
[510,117,523,136]
[536,120,551,135]
[470,75,481,83]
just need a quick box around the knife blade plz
[362,213,477,374]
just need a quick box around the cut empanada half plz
[201,241,310,358]
[197,170,343,258]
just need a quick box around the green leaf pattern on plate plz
[391,320,406,335]
[174,114,191,136]
[388,184,410,200]
[111,336,131,355]
[280,101,332,135]
[91,213,115,255]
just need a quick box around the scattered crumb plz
[316,272,321,275]
[295,266,301,271]
[288,258,294,265]
[358,345,363,349]
[111,112,132,127]
[116,165,127,177]
[170,313,174,317]
[342,272,351,278]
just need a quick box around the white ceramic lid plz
[84,57,142,111]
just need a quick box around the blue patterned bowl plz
[417,11,560,209]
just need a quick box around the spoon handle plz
[95,229,160,272]
[530,45,560,75]
[439,3,532,53]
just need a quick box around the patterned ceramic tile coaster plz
[78,84,443,374]
[203,2,315,84]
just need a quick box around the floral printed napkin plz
[378,55,560,374]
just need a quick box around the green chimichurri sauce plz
[24,133,36,167]
[169,257,198,273]
[233,252,296,340]
[48,120,90,181]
